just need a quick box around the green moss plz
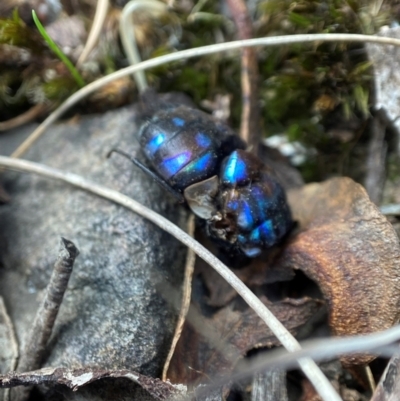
[0,70,23,106]
[0,11,46,53]
[160,65,210,103]
[42,76,78,102]
[288,12,313,28]
[253,0,384,177]
[297,158,319,182]
[0,0,392,179]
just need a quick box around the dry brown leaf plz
[277,177,400,365]
[214,296,321,353]
[195,237,295,308]
[167,296,321,384]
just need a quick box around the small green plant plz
[32,10,85,88]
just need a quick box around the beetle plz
[110,97,292,258]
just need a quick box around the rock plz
[0,104,188,399]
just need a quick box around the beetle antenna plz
[108,148,185,203]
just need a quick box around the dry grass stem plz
[226,0,260,151]
[0,297,18,401]
[9,33,400,159]
[162,215,196,381]
[76,0,110,67]
[0,104,47,132]
[119,0,167,92]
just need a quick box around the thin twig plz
[157,280,243,376]
[345,364,376,393]
[0,156,341,401]
[0,298,18,371]
[0,297,18,401]
[162,214,196,381]
[365,365,376,392]
[76,0,110,67]
[8,34,400,159]
[226,0,260,152]
[0,104,47,132]
[17,238,79,373]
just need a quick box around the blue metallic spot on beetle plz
[184,152,214,174]
[237,235,262,257]
[251,186,269,220]
[237,234,247,245]
[145,132,165,155]
[251,185,268,203]
[242,247,262,258]
[162,151,192,177]
[222,151,247,185]
[227,198,239,211]
[195,132,212,148]
[237,201,253,230]
[248,220,274,243]
[258,220,274,242]
[172,117,185,127]
[249,227,261,242]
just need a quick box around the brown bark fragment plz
[279,177,400,365]
[0,367,185,400]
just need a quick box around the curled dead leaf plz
[278,177,400,365]
[167,296,321,384]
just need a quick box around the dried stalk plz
[17,238,79,372]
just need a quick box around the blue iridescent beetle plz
[110,95,292,258]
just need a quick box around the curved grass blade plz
[32,10,85,88]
